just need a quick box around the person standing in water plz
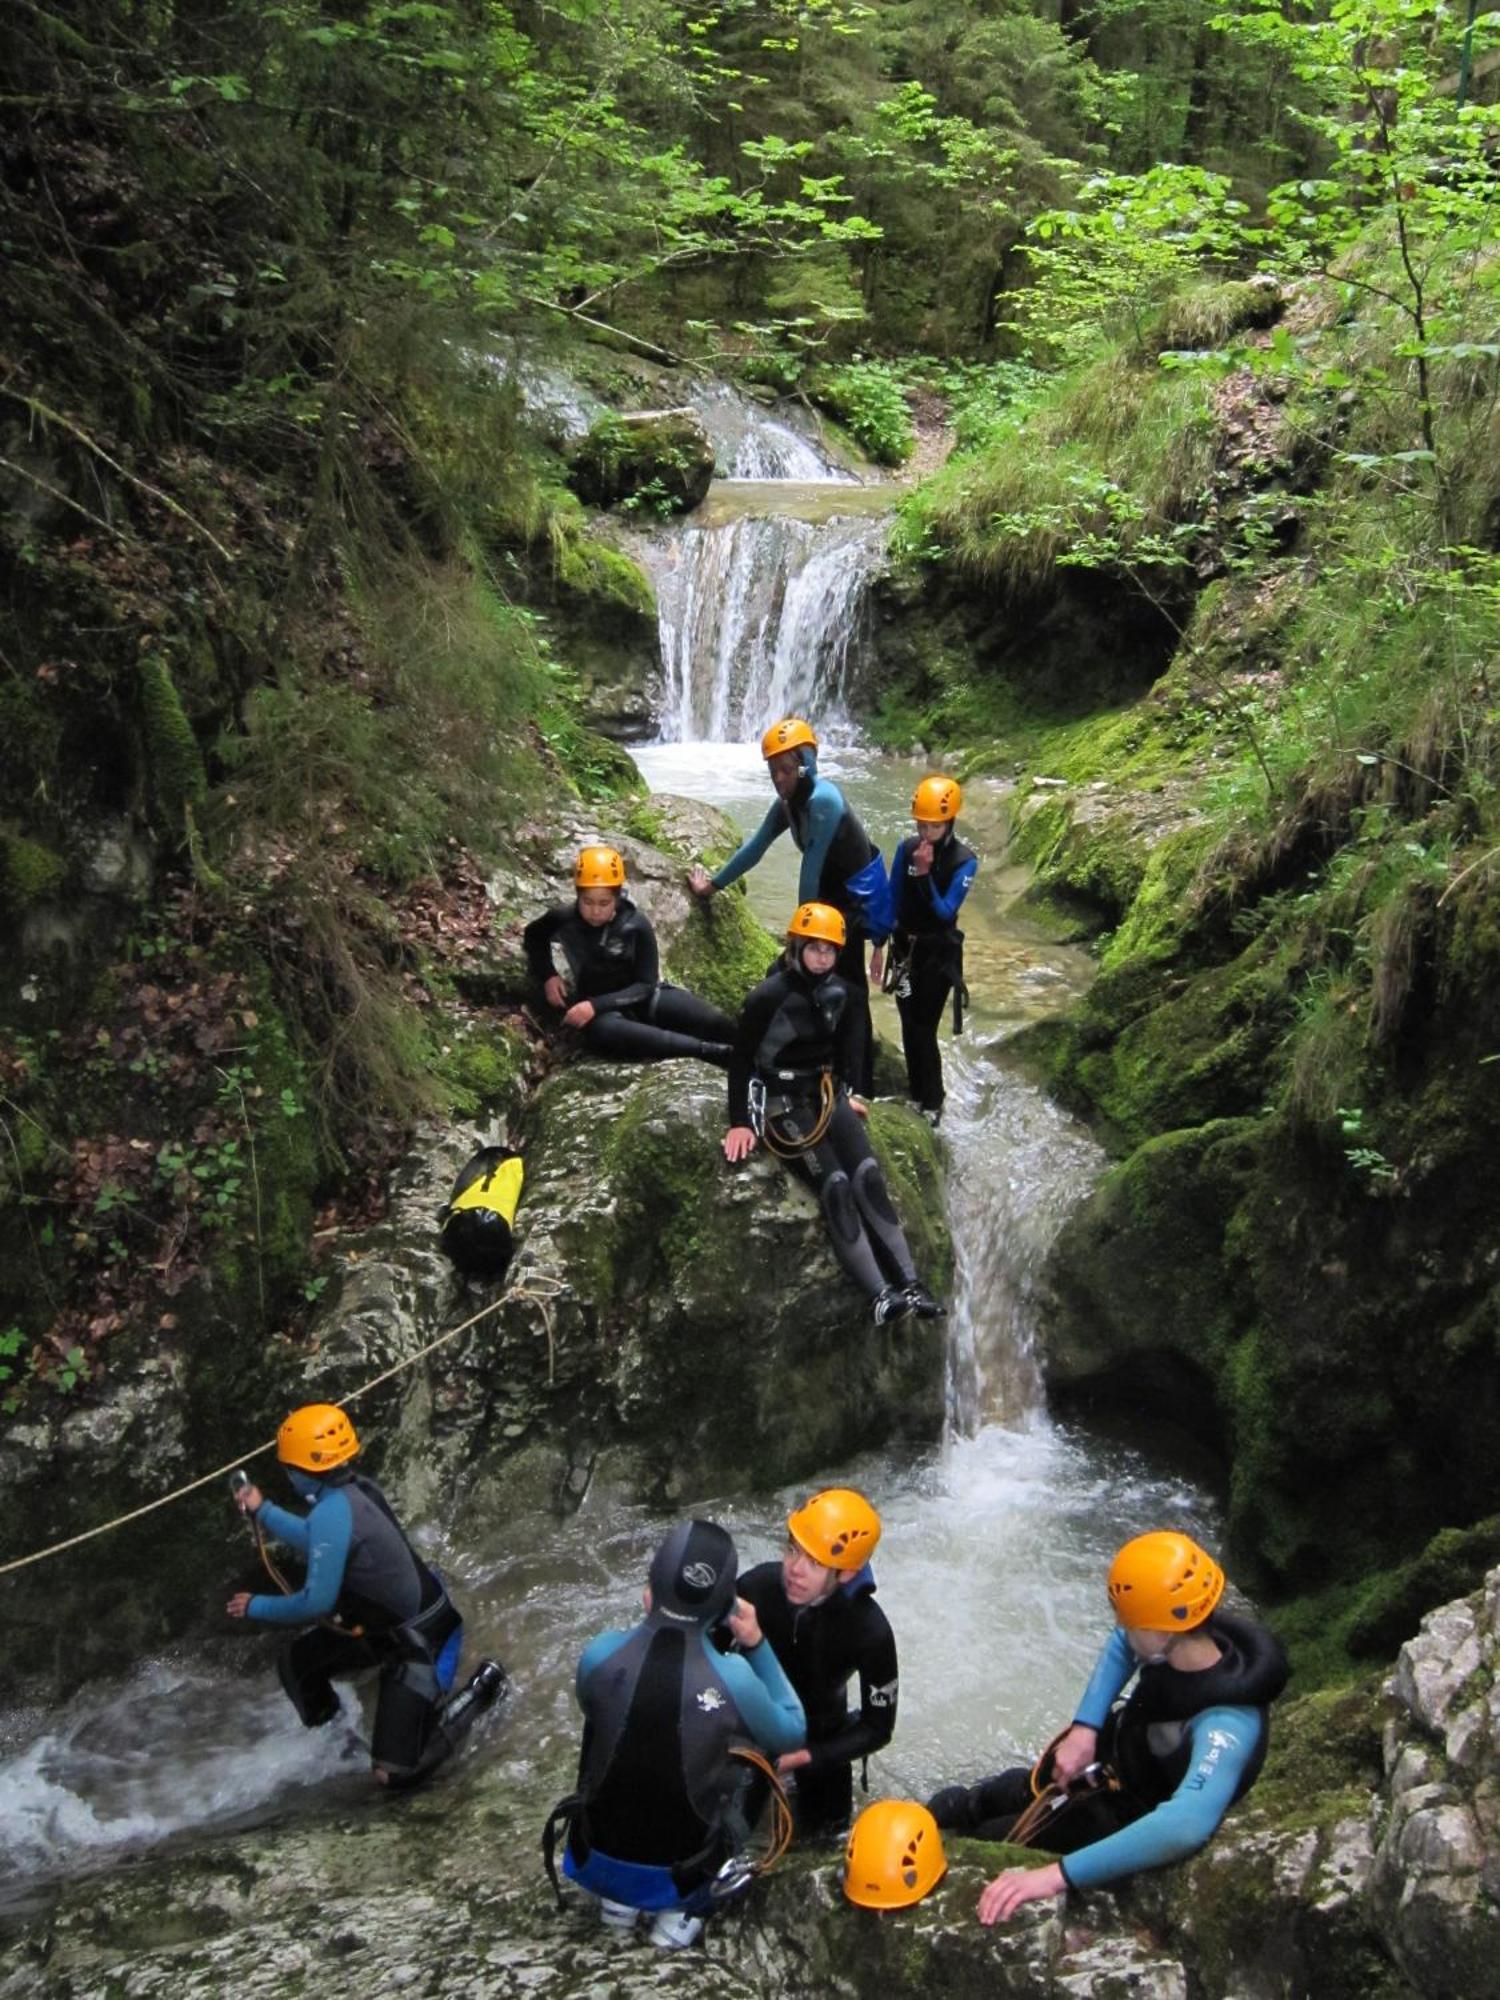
[872,775,978,1127]
[546,1518,805,1950]
[732,1488,899,1837]
[927,1530,1288,1921]
[227,1404,506,1789]
[689,718,885,1096]
[723,901,944,1325]
[525,845,734,1067]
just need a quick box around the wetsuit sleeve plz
[728,978,781,1125]
[574,1628,630,1707]
[523,907,565,986]
[252,1498,311,1556]
[587,916,660,1015]
[711,804,785,891]
[803,1601,898,1773]
[1072,1626,1137,1730]
[246,1489,352,1626]
[925,855,977,925]
[796,781,845,904]
[718,1639,806,1757]
[1059,1706,1262,1892]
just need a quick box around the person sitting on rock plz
[928,1530,1289,1923]
[545,1519,805,1950]
[871,774,978,1128]
[688,718,886,1096]
[731,1488,899,1838]
[524,844,734,1068]
[226,1403,507,1789]
[722,900,944,1326]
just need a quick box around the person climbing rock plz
[525,845,735,1068]
[688,718,885,1095]
[872,775,978,1126]
[732,1488,899,1837]
[226,1404,506,1790]
[723,901,945,1326]
[927,1530,1289,1922]
[544,1518,805,1950]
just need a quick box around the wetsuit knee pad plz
[851,1155,899,1226]
[822,1171,861,1246]
[372,1659,444,1777]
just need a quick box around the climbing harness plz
[1004,1735,1123,1850]
[0,1269,565,1580]
[749,1069,837,1159]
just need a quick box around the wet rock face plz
[1371,1572,1500,1993]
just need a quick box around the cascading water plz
[652,509,891,741]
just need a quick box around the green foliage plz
[808,359,914,464]
[137,656,208,832]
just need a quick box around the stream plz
[0,424,1219,1931]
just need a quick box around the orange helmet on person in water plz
[844,1799,947,1909]
[787,901,846,949]
[1107,1531,1225,1631]
[788,1488,882,1570]
[574,845,626,890]
[277,1403,359,1473]
[761,717,818,761]
[912,775,961,823]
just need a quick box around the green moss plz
[137,654,208,826]
[435,1023,532,1117]
[554,532,656,617]
[0,827,67,907]
[866,1100,953,1294]
[662,892,777,1017]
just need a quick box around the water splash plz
[687,382,852,482]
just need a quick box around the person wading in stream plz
[688,718,886,1096]
[729,1488,898,1838]
[928,1530,1289,1921]
[226,1404,506,1789]
[525,844,735,1067]
[871,774,978,1128]
[723,900,944,1326]
[545,1519,805,1950]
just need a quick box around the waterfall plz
[650,508,891,741]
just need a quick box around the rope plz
[0,1269,566,1580]
[760,1072,837,1159]
[727,1746,795,1874]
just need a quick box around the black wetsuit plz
[885,830,977,1115]
[736,1560,898,1834]
[729,959,917,1301]
[523,894,733,1065]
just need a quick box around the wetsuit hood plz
[286,1467,324,1503]
[648,1518,738,1629]
[838,1562,877,1602]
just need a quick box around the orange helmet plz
[761,717,817,761]
[788,1488,881,1570]
[575,845,625,890]
[1107,1531,1225,1632]
[844,1799,947,1910]
[912,775,961,822]
[787,901,846,949]
[277,1403,358,1473]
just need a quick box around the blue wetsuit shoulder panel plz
[247,1487,352,1625]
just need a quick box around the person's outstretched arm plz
[711,804,785,891]
[245,1490,353,1625]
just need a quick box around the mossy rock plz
[569,409,715,515]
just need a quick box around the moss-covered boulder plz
[569,409,716,516]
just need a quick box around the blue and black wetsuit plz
[879,828,978,1115]
[735,1558,898,1834]
[247,1469,465,1785]
[523,894,734,1067]
[929,1612,1288,1885]
[710,751,883,1093]
[562,1618,804,1914]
